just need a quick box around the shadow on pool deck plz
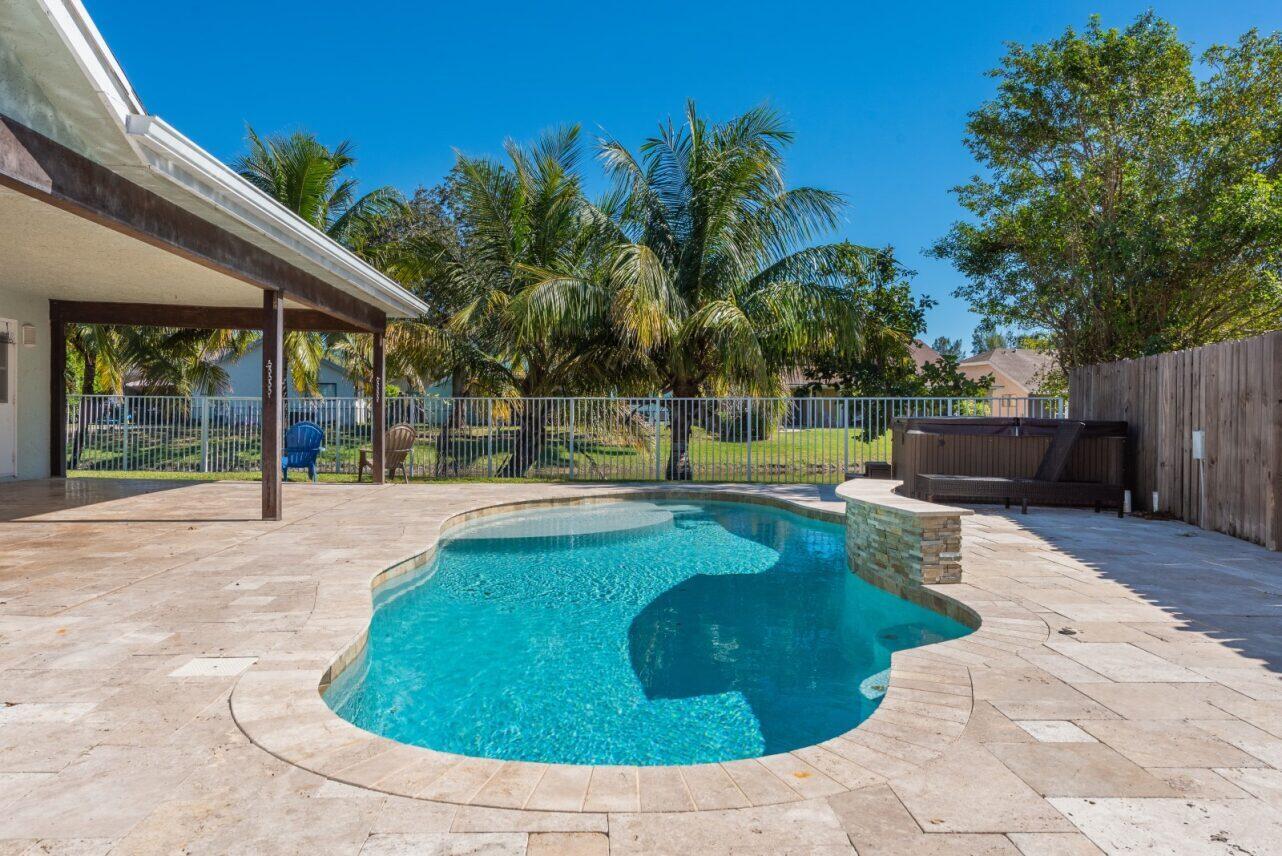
[0,476,250,523]
[970,506,1282,680]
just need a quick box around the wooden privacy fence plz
[1069,331,1282,550]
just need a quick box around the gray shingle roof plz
[960,348,1056,392]
[908,340,944,369]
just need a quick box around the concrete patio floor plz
[2,478,1281,855]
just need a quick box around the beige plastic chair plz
[358,423,417,483]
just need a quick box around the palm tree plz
[236,128,404,246]
[119,327,255,395]
[66,325,252,397]
[531,102,892,477]
[344,186,490,399]
[328,184,508,475]
[422,125,648,475]
[65,326,252,468]
[234,128,404,393]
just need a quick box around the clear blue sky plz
[93,1,1281,347]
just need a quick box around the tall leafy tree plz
[588,102,887,477]
[795,273,993,397]
[931,337,963,359]
[934,14,1282,369]
[969,320,1011,356]
[234,128,405,393]
[352,185,499,399]
[794,260,932,396]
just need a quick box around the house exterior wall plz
[0,285,51,479]
[213,341,453,399]
[2,1,88,476]
[421,376,453,398]
[959,363,1038,416]
[960,363,1029,398]
[214,340,357,398]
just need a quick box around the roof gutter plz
[125,115,429,319]
[38,1,428,320]
[39,0,144,118]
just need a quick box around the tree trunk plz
[499,398,549,478]
[666,382,699,480]
[70,346,94,470]
[432,373,471,477]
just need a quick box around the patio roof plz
[0,0,428,321]
[0,0,422,517]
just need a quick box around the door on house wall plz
[0,319,16,478]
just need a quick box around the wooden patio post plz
[262,291,284,520]
[372,330,386,484]
[49,301,66,477]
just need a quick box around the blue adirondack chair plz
[282,421,325,482]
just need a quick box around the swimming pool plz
[324,499,971,766]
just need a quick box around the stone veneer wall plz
[845,498,963,587]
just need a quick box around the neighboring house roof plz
[959,348,1056,394]
[782,340,945,390]
[2,0,429,320]
[908,340,944,369]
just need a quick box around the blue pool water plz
[325,500,971,765]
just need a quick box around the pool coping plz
[228,484,1049,814]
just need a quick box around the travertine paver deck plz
[2,478,1281,854]
[234,484,1005,815]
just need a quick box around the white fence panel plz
[66,394,1066,483]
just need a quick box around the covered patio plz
[0,0,427,518]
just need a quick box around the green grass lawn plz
[68,425,894,484]
[68,470,527,484]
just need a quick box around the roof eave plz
[31,0,428,321]
[124,115,429,319]
[39,0,144,118]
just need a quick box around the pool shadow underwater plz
[326,499,972,766]
[626,505,967,756]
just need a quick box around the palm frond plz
[608,242,683,350]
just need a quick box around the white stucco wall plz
[0,285,51,479]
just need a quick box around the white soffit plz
[0,184,308,308]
